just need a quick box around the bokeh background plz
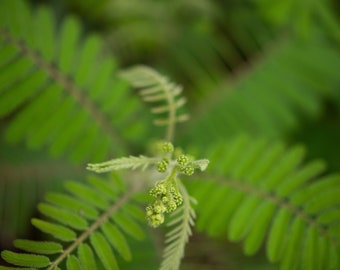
[1,0,340,269]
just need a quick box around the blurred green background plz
[1,0,340,269]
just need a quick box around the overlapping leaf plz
[0,0,150,162]
[188,135,340,270]
[0,174,146,269]
[184,36,340,145]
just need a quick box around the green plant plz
[1,0,340,270]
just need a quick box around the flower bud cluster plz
[146,142,208,228]
[176,154,195,176]
[161,142,174,153]
[157,158,169,173]
[146,181,183,227]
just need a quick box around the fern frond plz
[0,174,145,270]
[188,135,340,270]
[87,155,159,173]
[185,35,340,145]
[120,65,189,141]
[160,181,196,270]
[0,0,150,161]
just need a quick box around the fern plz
[160,182,196,270]
[0,174,145,269]
[187,135,340,270]
[120,65,189,142]
[184,35,340,145]
[87,155,159,173]
[0,0,150,162]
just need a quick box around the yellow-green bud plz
[183,165,194,176]
[157,158,169,173]
[150,182,167,197]
[162,142,174,153]
[177,154,189,166]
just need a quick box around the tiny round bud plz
[148,213,164,228]
[161,196,169,203]
[153,200,166,213]
[183,165,194,176]
[162,142,174,153]
[157,159,168,173]
[173,193,183,206]
[177,154,189,166]
[150,182,167,197]
[166,201,177,213]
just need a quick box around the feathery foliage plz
[184,35,340,145]
[187,135,340,270]
[1,174,145,269]
[87,155,159,173]
[160,182,196,270]
[1,0,340,269]
[0,0,150,162]
[120,65,189,141]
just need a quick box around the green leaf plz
[66,255,82,270]
[1,250,50,268]
[302,226,319,270]
[0,266,37,270]
[90,232,119,270]
[281,217,305,270]
[306,189,340,214]
[196,184,230,231]
[34,7,55,60]
[101,222,132,261]
[244,202,276,255]
[14,239,63,255]
[45,192,99,220]
[263,145,305,189]
[38,203,88,230]
[74,35,102,86]
[64,181,109,210]
[266,208,292,262]
[120,65,189,141]
[194,137,340,270]
[58,16,81,74]
[277,159,326,197]
[111,212,145,240]
[87,155,158,173]
[87,175,118,200]
[229,196,261,241]
[0,69,47,117]
[31,218,76,242]
[121,203,145,222]
[160,183,196,270]
[78,244,98,270]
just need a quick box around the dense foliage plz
[1,0,340,269]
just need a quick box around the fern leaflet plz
[0,0,150,161]
[120,65,189,141]
[185,36,340,145]
[0,174,145,270]
[160,181,196,270]
[188,135,340,270]
[87,155,159,173]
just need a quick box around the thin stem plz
[47,188,135,270]
[163,79,176,142]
